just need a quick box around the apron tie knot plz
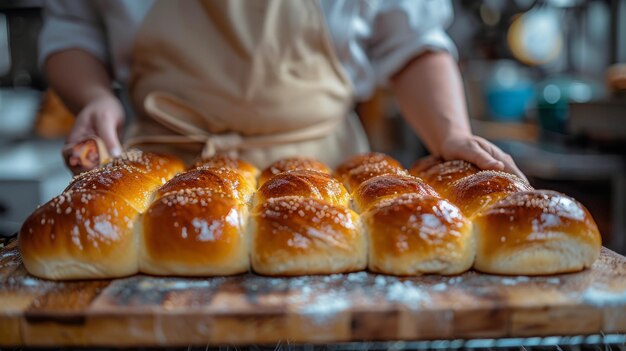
[201,132,244,158]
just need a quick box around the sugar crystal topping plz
[267,157,329,176]
[481,190,586,221]
[155,188,231,207]
[259,196,353,227]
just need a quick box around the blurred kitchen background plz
[0,0,625,254]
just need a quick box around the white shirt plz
[39,0,456,101]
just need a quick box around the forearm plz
[390,51,470,156]
[44,49,114,115]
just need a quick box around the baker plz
[40,0,524,176]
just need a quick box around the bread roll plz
[154,167,255,204]
[334,152,407,192]
[255,170,350,207]
[411,160,480,195]
[139,188,249,276]
[473,190,602,275]
[65,164,163,212]
[19,191,139,280]
[408,155,443,176]
[258,157,330,185]
[447,171,533,217]
[251,196,366,275]
[352,174,439,212]
[363,194,474,275]
[191,155,259,189]
[107,149,185,184]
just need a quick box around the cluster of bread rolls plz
[19,150,186,280]
[19,151,602,280]
[338,154,475,275]
[409,159,602,275]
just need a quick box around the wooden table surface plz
[1,240,625,347]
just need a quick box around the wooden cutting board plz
[1,240,625,347]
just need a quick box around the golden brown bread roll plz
[154,167,255,204]
[408,155,443,176]
[65,164,163,213]
[138,188,249,276]
[362,194,474,275]
[107,149,185,184]
[446,171,534,218]
[255,170,350,207]
[19,150,185,280]
[411,160,480,196]
[191,155,259,189]
[258,157,330,186]
[334,152,407,192]
[251,196,366,276]
[473,190,602,275]
[19,191,139,280]
[352,174,439,212]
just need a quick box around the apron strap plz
[125,91,343,159]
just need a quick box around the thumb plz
[95,116,123,157]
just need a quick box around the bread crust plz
[251,196,366,275]
[412,160,480,196]
[139,188,249,276]
[256,170,350,207]
[363,194,474,275]
[352,174,439,212]
[155,167,254,203]
[335,152,407,192]
[19,191,139,280]
[473,190,602,275]
[447,170,533,218]
[259,157,330,185]
[191,155,259,188]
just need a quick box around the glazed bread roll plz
[255,170,350,207]
[138,188,249,276]
[410,160,480,196]
[254,157,364,276]
[408,155,443,176]
[473,190,602,275]
[65,164,163,213]
[154,167,255,204]
[19,150,184,280]
[362,193,474,275]
[258,157,330,185]
[352,174,439,212]
[139,157,255,276]
[251,196,366,276]
[191,155,259,189]
[107,149,185,184]
[19,191,139,280]
[446,170,534,218]
[335,152,408,192]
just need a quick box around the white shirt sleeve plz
[368,0,457,87]
[38,0,109,67]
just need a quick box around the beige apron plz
[126,0,369,168]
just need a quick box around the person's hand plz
[66,94,125,157]
[439,134,527,181]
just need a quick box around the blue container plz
[485,84,535,122]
